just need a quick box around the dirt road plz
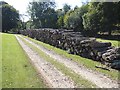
[16,35,75,88]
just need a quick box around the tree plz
[83,2,120,36]
[100,2,120,35]
[56,9,64,28]
[56,9,64,17]
[70,4,88,31]
[63,4,88,31]
[63,4,71,14]
[83,2,101,35]
[57,16,64,28]
[28,0,57,28]
[1,1,19,32]
[25,20,34,29]
[63,10,73,29]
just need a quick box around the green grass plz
[0,33,2,88]
[2,33,46,88]
[24,35,119,80]
[20,36,96,88]
[97,38,120,47]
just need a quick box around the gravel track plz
[16,35,75,88]
[19,35,119,88]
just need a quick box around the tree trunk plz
[108,29,111,36]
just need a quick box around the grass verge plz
[23,35,119,80]
[97,38,120,47]
[2,33,46,88]
[19,36,97,88]
[0,33,2,88]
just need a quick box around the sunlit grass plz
[97,38,120,47]
[2,33,46,88]
[0,33,2,88]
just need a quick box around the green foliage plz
[83,3,101,35]
[56,9,64,17]
[83,2,120,36]
[63,4,71,13]
[28,1,57,28]
[63,4,88,31]
[26,20,33,29]
[1,1,20,32]
[63,10,73,28]
[27,1,120,35]
[57,16,64,28]
[56,9,64,28]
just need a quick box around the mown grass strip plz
[0,33,2,88]
[2,33,46,88]
[19,36,97,88]
[23,35,119,80]
[97,38,120,47]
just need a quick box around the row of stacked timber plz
[20,28,120,70]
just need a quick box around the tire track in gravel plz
[15,35,76,88]
[20,35,119,88]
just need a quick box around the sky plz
[1,0,87,21]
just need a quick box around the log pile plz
[20,28,120,70]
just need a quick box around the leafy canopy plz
[1,1,19,32]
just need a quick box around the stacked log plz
[20,28,120,70]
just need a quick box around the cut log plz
[20,28,120,70]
